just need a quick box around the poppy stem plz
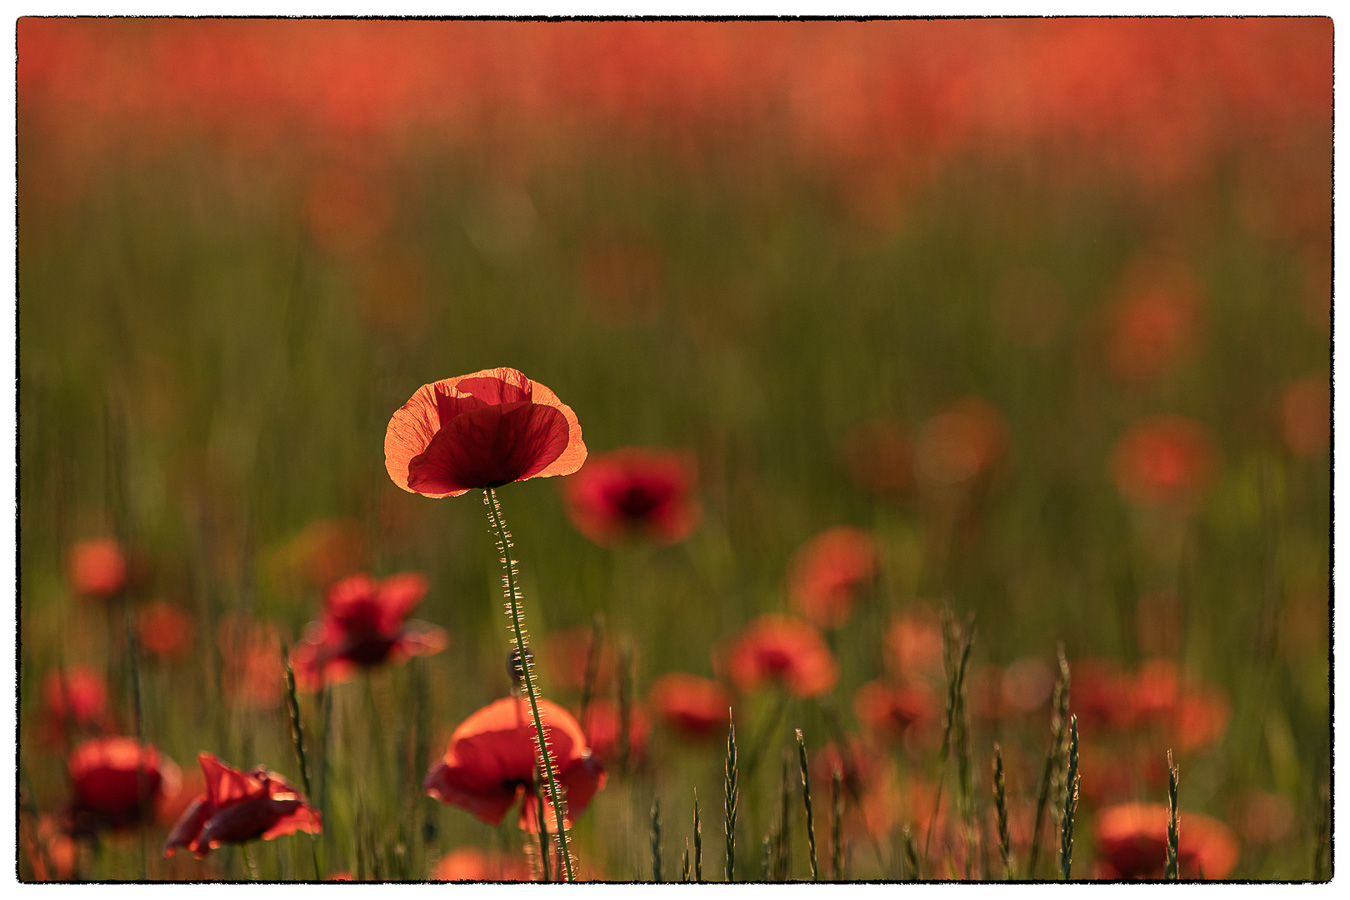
[483,487,575,883]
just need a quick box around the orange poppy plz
[787,526,878,628]
[385,367,586,498]
[724,615,839,698]
[1094,802,1239,879]
[164,753,321,858]
[290,572,446,687]
[424,697,606,832]
[68,736,180,831]
[649,672,731,739]
[561,446,701,547]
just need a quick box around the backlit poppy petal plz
[200,752,264,807]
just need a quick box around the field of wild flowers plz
[14,18,1332,883]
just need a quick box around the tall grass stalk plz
[651,797,663,882]
[1026,645,1070,879]
[482,487,574,882]
[282,650,322,880]
[796,729,819,881]
[993,743,1012,879]
[693,788,704,882]
[923,610,975,867]
[831,768,843,880]
[1165,749,1179,881]
[725,713,738,883]
[1059,715,1080,881]
[682,844,690,882]
[902,827,919,882]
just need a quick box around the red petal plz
[199,753,264,807]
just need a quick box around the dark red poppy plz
[137,601,196,661]
[68,538,128,599]
[561,446,701,547]
[1094,802,1239,879]
[432,847,533,882]
[290,572,446,687]
[164,753,321,858]
[385,367,587,498]
[853,679,934,741]
[1110,416,1216,510]
[68,736,180,831]
[788,526,878,628]
[1280,375,1330,458]
[724,615,839,698]
[649,672,732,739]
[424,697,606,832]
[581,699,650,767]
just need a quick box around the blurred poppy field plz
[14,17,1332,883]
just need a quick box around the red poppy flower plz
[424,697,606,832]
[68,538,128,599]
[649,672,732,739]
[788,526,878,628]
[385,367,586,498]
[164,753,321,858]
[582,699,650,767]
[432,847,533,882]
[723,615,839,698]
[290,572,446,687]
[561,446,701,547]
[1110,416,1216,510]
[853,679,934,741]
[137,601,196,661]
[44,666,108,726]
[68,736,180,831]
[1094,802,1239,879]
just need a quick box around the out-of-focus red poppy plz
[164,753,321,858]
[1110,416,1217,510]
[432,847,533,882]
[913,398,1007,491]
[217,616,284,710]
[581,699,650,767]
[1130,659,1230,753]
[424,697,606,832]
[723,615,839,698]
[810,738,900,839]
[1094,802,1239,879]
[538,626,625,693]
[1280,375,1330,458]
[787,526,878,629]
[841,417,913,499]
[561,446,701,548]
[1105,258,1205,383]
[385,367,587,498]
[68,736,180,831]
[68,538,128,599]
[1071,659,1135,730]
[649,672,732,740]
[270,517,369,590]
[137,601,196,661]
[853,679,934,742]
[291,572,446,688]
[44,666,108,727]
[885,611,945,681]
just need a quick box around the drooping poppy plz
[561,446,701,547]
[723,615,839,698]
[424,697,606,832]
[1109,416,1217,510]
[787,526,878,628]
[68,538,128,600]
[649,672,732,740]
[164,753,321,858]
[385,367,586,498]
[68,736,180,831]
[137,601,196,661]
[290,572,446,687]
[1093,802,1239,879]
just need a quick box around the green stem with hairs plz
[483,488,575,882]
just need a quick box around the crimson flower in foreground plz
[385,367,586,498]
[561,446,701,547]
[788,526,878,628]
[68,737,179,831]
[1094,802,1239,879]
[649,672,732,739]
[291,572,446,687]
[724,615,839,698]
[164,753,321,858]
[425,697,606,831]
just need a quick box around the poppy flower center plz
[607,480,671,521]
